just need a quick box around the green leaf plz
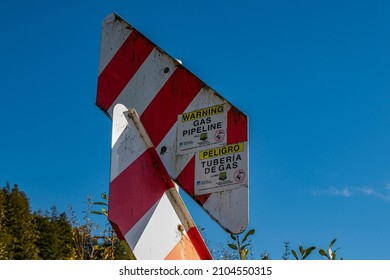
[242,229,255,243]
[299,245,304,255]
[307,246,316,252]
[291,250,299,260]
[328,239,337,250]
[302,246,316,259]
[240,249,249,260]
[230,234,237,241]
[319,249,327,257]
[228,243,238,250]
[93,201,108,206]
[90,210,103,215]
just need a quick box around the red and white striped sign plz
[97,13,249,234]
[109,104,212,259]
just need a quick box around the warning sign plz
[177,104,227,155]
[194,142,248,195]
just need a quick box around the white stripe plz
[107,48,177,117]
[203,186,249,234]
[123,196,160,251]
[183,86,231,115]
[165,188,195,230]
[127,192,185,260]
[110,104,148,182]
[156,86,231,178]
[98,13,132,75]
[128,108,154,148]
[111,104,129,148]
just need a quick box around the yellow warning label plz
[199,143,244,160]
[182,104,224,122]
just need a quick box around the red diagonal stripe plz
[108,148,167,235]
[187,227,213,260]
[140,67,204,146]
[97,30,155,112]
[227,107,248,144]
[176,157,195,195]
[149,147,176,190]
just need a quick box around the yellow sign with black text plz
[194,142,248,195]
[177,104,228,155]
[181,104,225,122]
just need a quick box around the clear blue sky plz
[1,0,389,260]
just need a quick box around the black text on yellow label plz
[199,143,244,160]
[182,104,224,122]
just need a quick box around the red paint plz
[176,157,195,195]
[97,30,155,112]
[140,67,204,146]
[108,148,167,235]
[227,107,248,144]
[100,14,249,237]
[196,194,211,205]
[187,227,213,260]
[110,221,125,241]
[149,148,175,190]
[176,157,211,205]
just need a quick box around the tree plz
[1,183,39,259]
[0,182,76,260]
[33,208,74,259]
[68,194,132,260]
[0,188,10,259]
[91,193,134,260]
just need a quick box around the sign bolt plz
[160,146,167,155]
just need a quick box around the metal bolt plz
[163,67,170,74]
[160,146,167,155]
[177,224,184,233]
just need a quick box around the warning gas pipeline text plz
[195,142,248,195]
[177,104,227,155]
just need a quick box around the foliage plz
[282,241,291,260]
[260,250,271,260]
[319,239,343,260]
[68,194,132,260]
[227,229,255,260]
[1,182,346,260]
[0,183,39,259]
[90,193,134,260]
[0,189,9,259]
[291,243,316,260]
[0,182,131,260]
[33,207,74,259]
[0,183,78,259]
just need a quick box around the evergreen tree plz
[2,183,39,259]
[0,188,10,259]
[33,209,74,259]
[33,211,54,259]
[1,183,129,260]
[52,212,74,258]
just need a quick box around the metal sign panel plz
[195,142,248,195]
[109,104,212,260]
[177,103,228,154]
[97,13,249,234]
